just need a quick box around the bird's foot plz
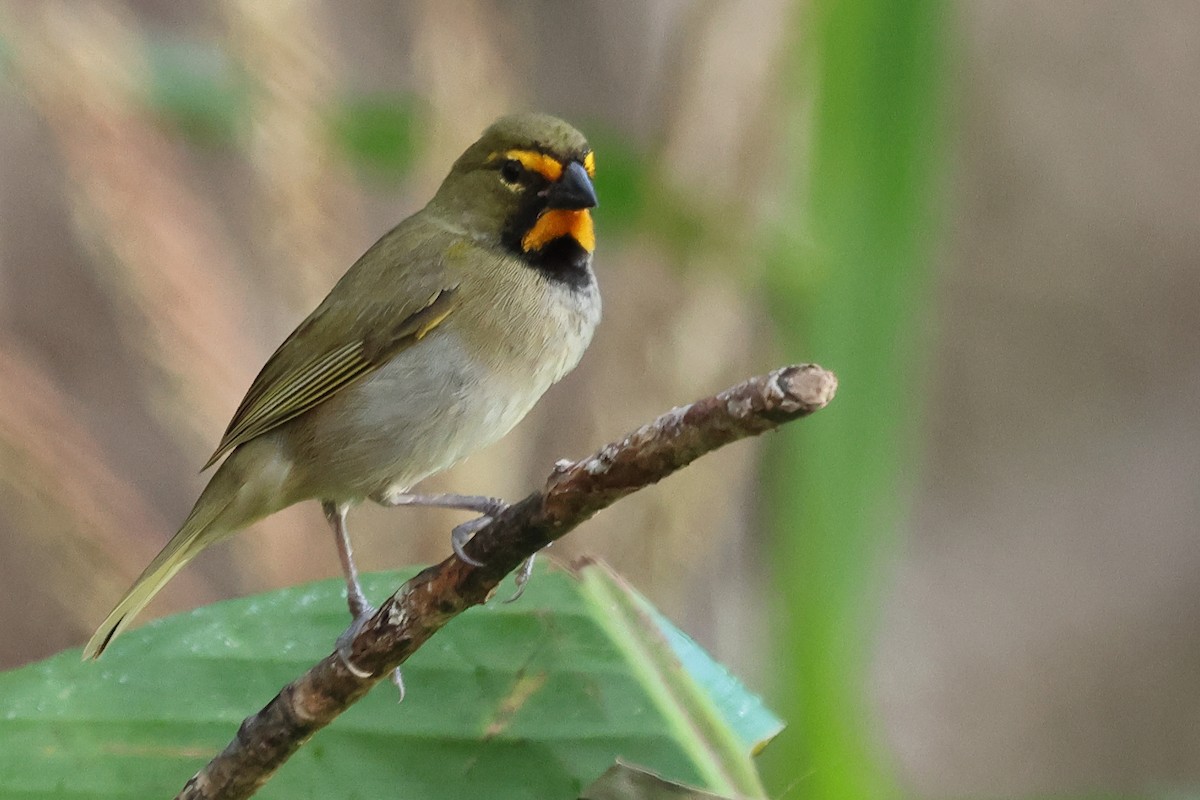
[503,554,537,603]
[336,602,405,702]
[450,515,494,567]
[376,492,511,567]
[374,489,534,596]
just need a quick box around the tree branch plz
[176,363,837,800]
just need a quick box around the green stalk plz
[762,1,950,797]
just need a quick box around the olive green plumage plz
[84,113,600,659]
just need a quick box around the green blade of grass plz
[762,1,950,798]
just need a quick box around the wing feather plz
[202,286,458,468]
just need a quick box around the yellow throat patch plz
[522,209,595,253]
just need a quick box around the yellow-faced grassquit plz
[84,113,601,668]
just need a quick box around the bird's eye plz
[499,159,523,185]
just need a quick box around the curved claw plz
[503,555,536,603]
[389,667,406,702]
[335,618,374,679]
[336,606,406,700]
[451,517,488,567]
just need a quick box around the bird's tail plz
[83,485,235,660]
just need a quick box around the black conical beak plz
[545,160,598,210]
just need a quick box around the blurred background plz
[1,1,1198,798]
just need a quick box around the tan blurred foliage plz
[1,1,1199,796]
[0,0,782,679]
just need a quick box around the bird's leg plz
[375,492,510,567]
[378,491,508,517]
[323,500,369,617]
[322,500,405,700]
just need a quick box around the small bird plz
[84,113,601,672]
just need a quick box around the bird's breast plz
[285,262,599,502]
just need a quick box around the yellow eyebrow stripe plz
[503,149,563,181]
[583,150,595,177]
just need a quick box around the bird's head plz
[433,113,597,284]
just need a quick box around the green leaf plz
[577,565,777,798]
[0,561,774,799]
[581,762,736,800]
[641,606,782,757]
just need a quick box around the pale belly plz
[273,333,528,501]
[277,296,594,504]
[269,258,601,504]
